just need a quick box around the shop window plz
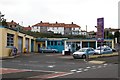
[47,41,50,45]
[61,42,64,45]
[58,42,61,45]
[54,41,57,45]
[7,33,14,47]
[51,41,53,46]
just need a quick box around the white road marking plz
[76,71,82,73]
[98,65,102,68]
[47,72,74,78]
[86,67,91,69]
[48,65,55,68]
[83,69,88,71]
[92,66,96,68]
[70,69,77,72]
[103,63,108,66]
[78,68,83,70]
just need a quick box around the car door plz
[89,49,95,55]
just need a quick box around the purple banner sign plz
[97,18,104,42]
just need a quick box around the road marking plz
[98,65,102,68]
[86,67,91,69]
[70,69,77,72]
[92,66,96,68]
[48,65,55,68]
[83,69,88,71]
[45,72,73,78]
[103,63,108,66]
[30,72,73,79]
[78,68,83,70]
[0,68,29,74]
[76,71,82,73]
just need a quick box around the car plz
[39,48,58,53]
[95,46,113,54]
[72,48,96,59]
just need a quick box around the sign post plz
[97,18,104,54]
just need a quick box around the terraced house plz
[31,21,81,35]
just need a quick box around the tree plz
[114,31,120,43]
[2,19,8,27]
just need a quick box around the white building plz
[31,21,81,35]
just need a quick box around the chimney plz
[40,21,42,23]
[56,21,58,24]
[71,22,73,24]
[11,20,14,23]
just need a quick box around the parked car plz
[39,48,58,53]
[95,46,113,54]
[72,48,96,59]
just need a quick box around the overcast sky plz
[0,0,119,31]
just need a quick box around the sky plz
[0,0,119,31]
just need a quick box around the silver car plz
[72,48,96,59]
[95,46,113,54]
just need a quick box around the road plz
[1,53,119,80]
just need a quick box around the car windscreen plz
[96,47,105,50]
[78,49,87,52]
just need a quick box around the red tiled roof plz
[7,21,18,26]
[32,22,80,28]
[23,26,31,31]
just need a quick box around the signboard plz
[97,18,104,42]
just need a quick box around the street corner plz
[88,60,106,64]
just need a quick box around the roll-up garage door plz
[18,37,23,53]
[26,38,29,52]
[31,39,34,52]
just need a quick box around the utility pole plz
[86,25,87,32]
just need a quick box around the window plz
[47,41,50,45]
[51,41,53,46]
[7,33,14,47]
[61,42,64,45]
[54,41,57,45]
[10,25,12,28]
[58,42,61,45]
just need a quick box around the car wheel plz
[82,54,86,59]
[93,53,97,55]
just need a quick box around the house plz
[23,26,32,31]
[87,31,96,38]
[31,21,81,35]
[7,20,23,30]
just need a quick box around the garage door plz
[18,37,23,53]
[31,39,34,52]
[26,38,29,52]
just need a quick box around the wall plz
[0,27,36,58]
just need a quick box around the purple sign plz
[97,18,104,42]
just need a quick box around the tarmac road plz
[1,53,119,80]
